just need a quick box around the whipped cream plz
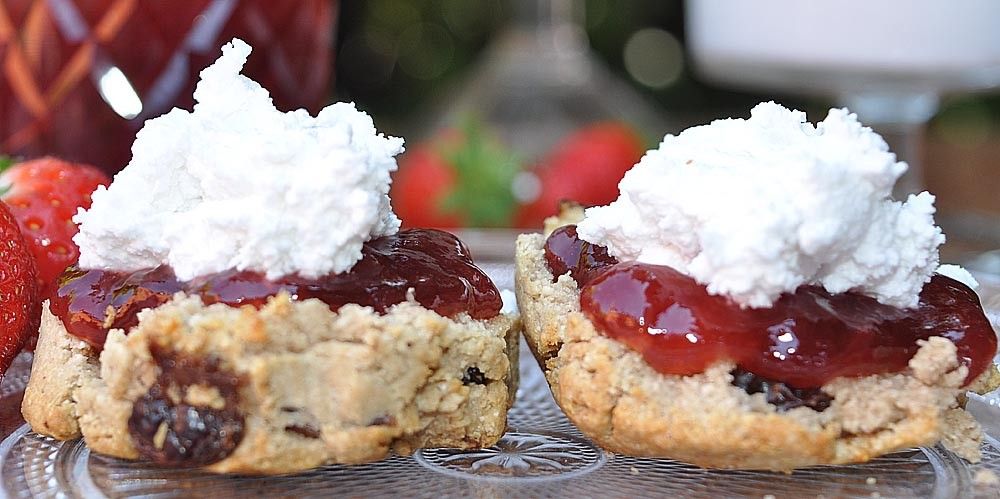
[936,264,979,291]
[577,102,945,309]
[75,39,404,280]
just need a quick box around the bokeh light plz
[622,28,683,89]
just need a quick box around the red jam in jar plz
[544,225,997,388]
[51,229,502,348]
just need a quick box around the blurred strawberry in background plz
[393,120,646,229]
[393,123,520,228]
[513,122,647,228]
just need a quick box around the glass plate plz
[1,235,999,498]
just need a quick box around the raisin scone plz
[515,205,999,472]
[514,104,1000,471]
[21,38,521,475]
[24,294,518,474]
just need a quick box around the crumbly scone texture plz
[23,295,519,475]
[515,227,988,471]
[21,306,99,440]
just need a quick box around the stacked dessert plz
[515,103,999,470]
[21,39,519,475]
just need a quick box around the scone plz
[21,39,519,475]
[515,103,1000,472]
[24,294,517,474]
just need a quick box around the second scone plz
[514,103,999,471]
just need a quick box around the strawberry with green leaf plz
[392,123,520,228]
[514,121,647,227]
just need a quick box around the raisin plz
[284,424,321,439]
[461,366,488,385]
[369,414,397,426]
[731,368,833,412]
[128,347,245,467]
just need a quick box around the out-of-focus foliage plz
[334,0,1000,152]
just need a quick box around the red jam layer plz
[52,229,502,348]
[544,225,997,388]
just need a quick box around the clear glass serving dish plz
[1,231,999,498]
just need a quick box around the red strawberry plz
[1,157,111,299]
[0,201,39,375]
[392,144,464,228]
[392,123,520,228]
[514,122,647,227]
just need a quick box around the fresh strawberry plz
[1,157,111,299]
[0,201,39,375]
[514,122,647,227]
[392,123,520,228]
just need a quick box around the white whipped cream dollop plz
[577,102,946,309]
[935,264,979,291]
[75,39,403,280]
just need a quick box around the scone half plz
[515,221,996,472]
[23,294,519,475]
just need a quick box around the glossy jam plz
[543,225,616,284]
[52,229,502,348]
[545,225,997,388]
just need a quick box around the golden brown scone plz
[21,306,99,440]
[515,226,989,471]
[23,294,519,475]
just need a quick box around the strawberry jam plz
[545,225,997,389]
[544,225,617,284]
[51,229,502,348]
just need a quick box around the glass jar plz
[0,0,337,173]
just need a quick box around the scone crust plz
[24,295,519,474]
[21,305,98,440]
[515,231,982,471]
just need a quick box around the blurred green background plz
[333,0,1000,138]
[332,0,1000,249]
[334,0,810,131]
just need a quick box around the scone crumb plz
[103,306,117,329]
[185,384,226,409]
[153,422,169,450]
[909,337,963,386]
[940,408,983,463]
[762,494,776,499]
[967,364,1000,396]
[974,468,999,486]
[542,201,585,236]
[866,477,877,485]
[266,293,294,317]
[629,466,639,475]
[167,384,182,404]
[235,307,268,343]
